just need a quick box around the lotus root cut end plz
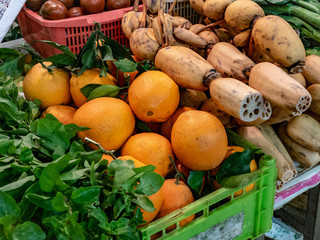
[204,69,222,87]
[289,60,306,74]
[239,93,264,122]
[296,95,312,112]
[276,180,283,191]
[260,101,272,120]
[292,111,302,117]
[282,170,294,184]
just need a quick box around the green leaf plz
[80,84,102,98]
[113,198,126,219]
[0,55,25,79]
[135,119,152,132]
[64,124,89,139]
[87,85,121,101]
[114,167,136,189]
[132,194,155,212]
[88,207,109,230]
[81,49,95,69]
[108,159,135,175]
[32,40,76,60]
[67,221,85,240]
[25,193,53,210]
[100,35,134,61]
[135,172,164,196]
[220,170,263,189]
[216,149,256,187]
[78,150,103,163]
[39,154,70,192]
[113,59,138,73]
[71,186,101,204]
[0,175,36,194]
[11,222,46,240]
[188,171,206,193]
[133,165,156,174]
[0,191,21,226]
[0,48,21,60]
[100,45,114,61]
[60,169,88,181]
[52,192,69,212]
[19,147,34,163]
[0,97,20,124]
[10,163,31,173]
[46,53,77,67]
[36,115,70,152]
[122,172,144,191]
[0,139,15,155]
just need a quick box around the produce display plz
[1,0,320,238]
[121,0,320,190]
[25,0,132,20]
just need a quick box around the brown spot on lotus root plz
[266,48,271,53]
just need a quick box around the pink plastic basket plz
[17,6,139,58]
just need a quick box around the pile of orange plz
[22,56,256,233]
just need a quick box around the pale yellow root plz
[237,126,294,185]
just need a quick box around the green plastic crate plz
[140,143,277,239]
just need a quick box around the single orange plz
[23,62,71,109]
[161,107,195,140]
[41,105,76,125]
[171,110,228,171]
[70,68,117,108]
[156,179,195,231]
[73,97,135,151]
[128,71,180,123]
[121,132,175,177]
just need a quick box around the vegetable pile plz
[252,0,320,55]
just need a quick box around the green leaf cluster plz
[0,75,164,240]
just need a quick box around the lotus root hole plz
[257,102,262,107]
[255,96,260,102]
[243,110,249,117]
[267,108,271,113]
[249,113,253,118]
[246,98,250,104]
[262,113,266,118]
[243,104,248,109]
[254,109,260,115]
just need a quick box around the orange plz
[121,132,175,177]
[128,71,180,123]
[161,107,195,140]
[171,110,228,171]
[73,97,135,151]
[140,187,164,225]
[212,146,258,197]
[23,62,71,109]
[70,68,117,108]
[156,179,195,231]
[41,105,76,125]
[107,55,140,87]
